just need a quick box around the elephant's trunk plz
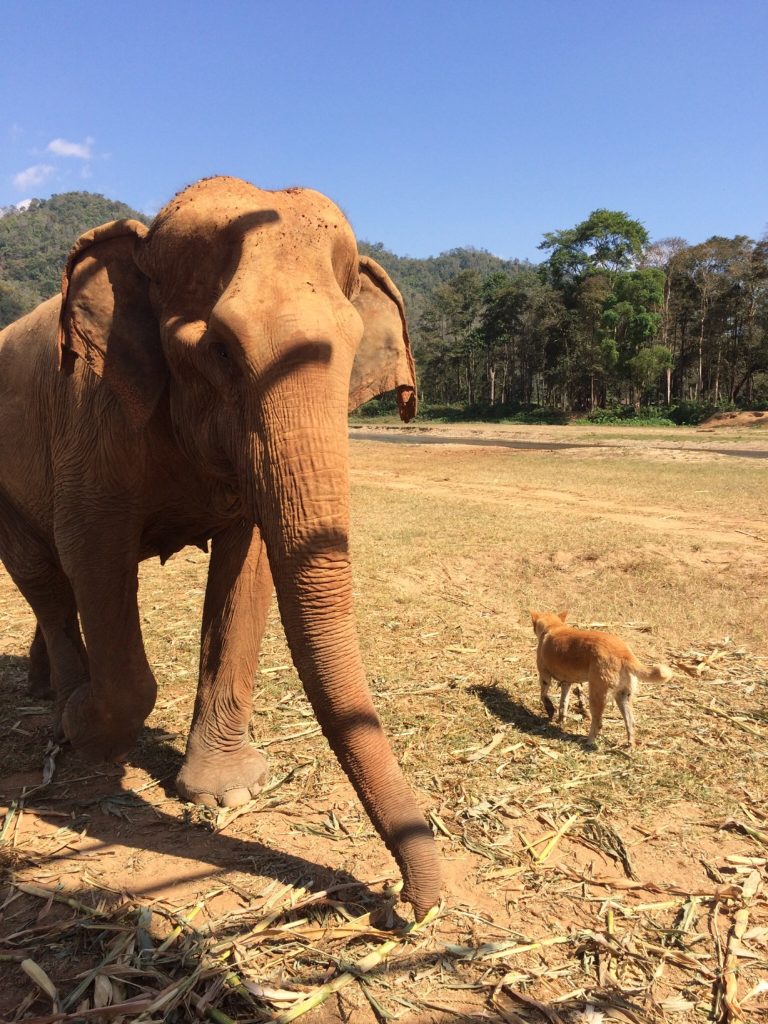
[250,381,439,920]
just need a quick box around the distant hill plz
[3,191,763,413]
[358,240,529,323]
[0,190,526,330]
[0,192,149,328]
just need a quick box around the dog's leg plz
[573,684,590,720]
[616,670,637,748]
[557,682,573,725]
[585,679,607,746]
[540,674,556,720]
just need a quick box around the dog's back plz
[530,609,672,746]
[532,610,670,682]
[538,621,634,682]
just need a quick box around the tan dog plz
[530,610,672,747]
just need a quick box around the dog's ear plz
[557,608,568,622]
[530,609,538,624]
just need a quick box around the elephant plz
[0,176,439,920]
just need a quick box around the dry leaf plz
[741,980,768,1004]
[464,732,505,762]
[21,958,59,1001]
[660,995,697,1012]
[573,1004,605,1024]
[93,974,113,1008]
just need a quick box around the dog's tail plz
[631,660,672,684]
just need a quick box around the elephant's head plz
[56,176,438,919]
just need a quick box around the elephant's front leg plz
[28,624,52,699]
[176,521,272,808]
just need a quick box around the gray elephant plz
[0,176,439,919]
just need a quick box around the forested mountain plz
[0,193,148,325]
[358,240,529,325]
[0,193,515,333]
[2,193,766,414]
[412,211,768,413]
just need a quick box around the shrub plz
[577,405,675,426]
[667,402,720,425]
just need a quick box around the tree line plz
[408,210,768,417]
[2,195,766,417]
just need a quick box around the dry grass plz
[0,435,767,1022]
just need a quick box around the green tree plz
[480,269,556,405]
[539,209,650,281]
[0,192,148,328]
[671,237,752,400]
[628,345,673,406]
[417,270,485,405]
[0,278,39,325]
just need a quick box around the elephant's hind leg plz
[177,522,271,808]
[0,523,89,721]
[27,615,88,702]
[55,512,156,761]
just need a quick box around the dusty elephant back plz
[0,296,64,532]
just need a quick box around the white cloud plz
[47,136,94,159]
[15,199,33,211]
[13,164,55,190]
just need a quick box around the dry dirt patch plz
[701,411,768,429]
[351,418,768,459]
[0,438,766,1022]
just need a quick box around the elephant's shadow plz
[0,653,29,684]
[0,661,396,924]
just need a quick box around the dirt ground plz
[701,411,768,429]
[350,415,768,453]
[0,425,766,1023]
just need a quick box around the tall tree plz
[539,209,650,281]
[641,238,688,402]
[417,270,485,405]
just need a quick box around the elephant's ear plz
[349,255,417,422]
[58,219,168,430]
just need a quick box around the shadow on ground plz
[469,682,591,747]
[0,720,389,912]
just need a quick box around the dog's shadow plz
[469,682,592,747]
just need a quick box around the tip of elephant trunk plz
[404,887,442,924]
[385,816,441,922]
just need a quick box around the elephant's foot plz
[176,742,269,808]
[59,685,142,761]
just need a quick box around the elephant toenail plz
[221,787,252,808]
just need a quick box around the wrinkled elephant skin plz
[0,176,439,919]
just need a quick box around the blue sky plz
[2,0,766,262]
